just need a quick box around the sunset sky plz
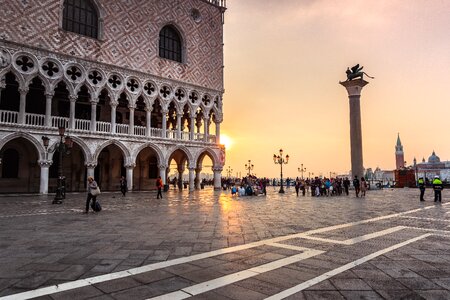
[220,0,450,179]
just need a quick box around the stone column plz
[177,165,185,190]
[340,79,368,179]
[195,168,201,189]
[146,108,152,137]
[86,163,96,180]
[190,116,195,140]
[110,103,117,134]
[45,92,53,127]
[159,164,167,185]
[161,109,168,138]
[203,117,209,142]
[18,88,28,124]
[213,167,222,190]
[90,99,97,132]
[39,160,52,194]
[69,95,77,130]
[188,167,195,192]
[176,114,182,139]
[125,164,135,191]
[128,106,135,136]
[215,121,221,144]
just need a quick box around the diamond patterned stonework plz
[0,0,225,92]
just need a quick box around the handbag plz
[91,187,101,196]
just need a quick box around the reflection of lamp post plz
[273,149,289,193]
[298,164,306,179]
[245,160,254,176]
[226,166,233,178]
[42,126,73,204]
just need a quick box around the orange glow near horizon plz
[221,0,450,179]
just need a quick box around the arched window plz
[159,25,182,63]
[63,0,99,39]
[2,149,19,178]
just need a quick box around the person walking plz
[432,175,443,203]
[360,177,367,197]
[85,176,99,214]
[353,176,360,197]
[156,176,163,199]
[418,177,425,201]
[120,176,127,197]
[295,178,300,197]
[343,177,350,196]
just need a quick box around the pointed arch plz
[132,143,164,166]
[166,145,194,165]
[195,147,220,169]
[93,139,130,164]
[0,132,45,160]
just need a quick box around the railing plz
[202,0,226,8]
[51,116,69,128]
[0,110,18,124]
[0,110,218,144]
[181,131,190,141]
[194,133,204,141]
[96,121,111,133]
[208,135,217,143]
[166,129,176,139]
[75,119,90,131]
[134,125,146,136]
[116,123,129,134]
[25,113,45,126]
[151,128,163,138]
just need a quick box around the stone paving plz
[0,187,449,299]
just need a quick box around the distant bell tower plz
[395,133,405,169]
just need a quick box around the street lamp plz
[273,149,289,193]
[298,164,306,179]
[226,166,233,178]
[42,126,73,204]
[245,160,254,176]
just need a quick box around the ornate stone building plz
[0,0,227,193]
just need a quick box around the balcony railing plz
[0,110,217,143]
[202,0,226,8]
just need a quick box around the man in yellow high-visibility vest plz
[418,177,425,201]
[432,176,443,203]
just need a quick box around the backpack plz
[91,201,102,212]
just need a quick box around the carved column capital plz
[125,163,136,169]
[158,164,168,169]
[69,95,77,102]
[38,159,53,167]
[85,162,97,168]
[19,87,29,95]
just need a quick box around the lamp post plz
[298,164,306,179]
[226,166,233,178]
[42,126,73,204]
[245,160,254,176]
[273,149,289,193]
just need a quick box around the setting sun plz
[220,134,233,150]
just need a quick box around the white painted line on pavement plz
[0,203,443,300]
[266,243,313,252]
[400,216,450,222]
[148,250,324,300]
[292,226,405,245]
[264,233,432,300]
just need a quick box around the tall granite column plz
[340,79,368,179]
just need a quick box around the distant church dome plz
[428,151,440,163]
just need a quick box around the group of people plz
[229,175,268,197]
[418,175,444,202]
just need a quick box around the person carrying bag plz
[85,176,101,213]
